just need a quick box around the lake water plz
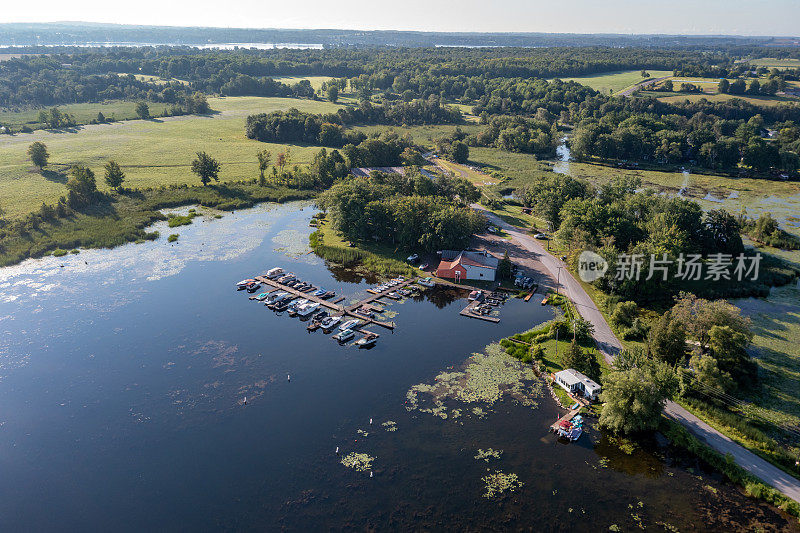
[0,201,796,531]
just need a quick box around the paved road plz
[476,206,800,504]
[618,75,671,97]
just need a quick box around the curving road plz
[476,205,800,504]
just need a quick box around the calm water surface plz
[0,202,796,531]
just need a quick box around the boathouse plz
[554,369,601,400]
[435,250,499,281]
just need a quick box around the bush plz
[167,234,179,242]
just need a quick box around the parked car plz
[406,253,420,264]
[533,233,548,239]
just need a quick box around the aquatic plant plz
[167,212,196,228]
[481,470,523,498]
[405,343,542,421]
[381,421,397,432]
[340,452,375,472]
[167,234,179,242]
[474,448,503,462]
[357,429,369,437]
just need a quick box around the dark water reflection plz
[0,202,796,531]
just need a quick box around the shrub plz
[52,248,68,257]
[167,234,179,242]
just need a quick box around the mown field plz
[0,96,343,219]
[652,92,800,108]
[748,58,800,69]
[554,69,672,94]
[0,100,175,127]
[270,75,333,91]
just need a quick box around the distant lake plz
[0,201,794,531]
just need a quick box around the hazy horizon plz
[1,0,799,37]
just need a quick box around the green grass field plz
[654,92,800,108]
[0,100,175,127]
[351,123,481,145]
[0,96,342,219]
[270,75,334,91]
[748,58,800,69]
[554,70,672,94]
[735,283,800,427]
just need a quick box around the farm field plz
[654,92,800,107]
[0,96,342,219]
[0,100,175,127]
[748,58,800,69]
[270,75,334,90]
[554,69,672,94]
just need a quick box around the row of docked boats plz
[237,267,377,348]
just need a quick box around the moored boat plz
[332,329,355,343]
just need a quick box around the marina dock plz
[253,275,399,330]
[459,300,501,323]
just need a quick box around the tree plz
[572,318,595,342]
[648,310,686,365]
[256,150,272,184]
[135,101,150,119]
[610,301,638,329]
[599,348,678,434]
[662,79,673,92]
[718,78,730,94]
[670,293,751,352]
[687,354,734,395]
[561,340,600,380]
[103,161,125,191]
[191,152,221,186]
[497,251,513,280]
[451,141,469,163]
[326,84,339,103]
[640,70,650,78]
[27,141,49,170]
[96,111,106,123]
[65,165,98,207]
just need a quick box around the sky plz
[1,0,798,37]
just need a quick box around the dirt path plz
[474,205,800,504]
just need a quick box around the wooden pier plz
[459,301,500,323]
[253,275,401,330]
[550,408,581,431]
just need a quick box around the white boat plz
[320,316,342,330]
[287,298,308,310]
[355,332,378,347]
[266,267,283,278]
[266,291,287,304]
[339,319,361,331]
[332,329,355,342]
[297,302,320,317]
[417,277,435,288]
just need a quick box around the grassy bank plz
[0,96,341,220]
[661,418,800,522]
[0,181,315,267]
[309,218,419,279]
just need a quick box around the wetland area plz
[0,201,797,531]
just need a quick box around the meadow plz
[0,100,175,127]
[0,96,342,219]
[652,92,800,108]
[749,58,800,69]
[553,69,672,94]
